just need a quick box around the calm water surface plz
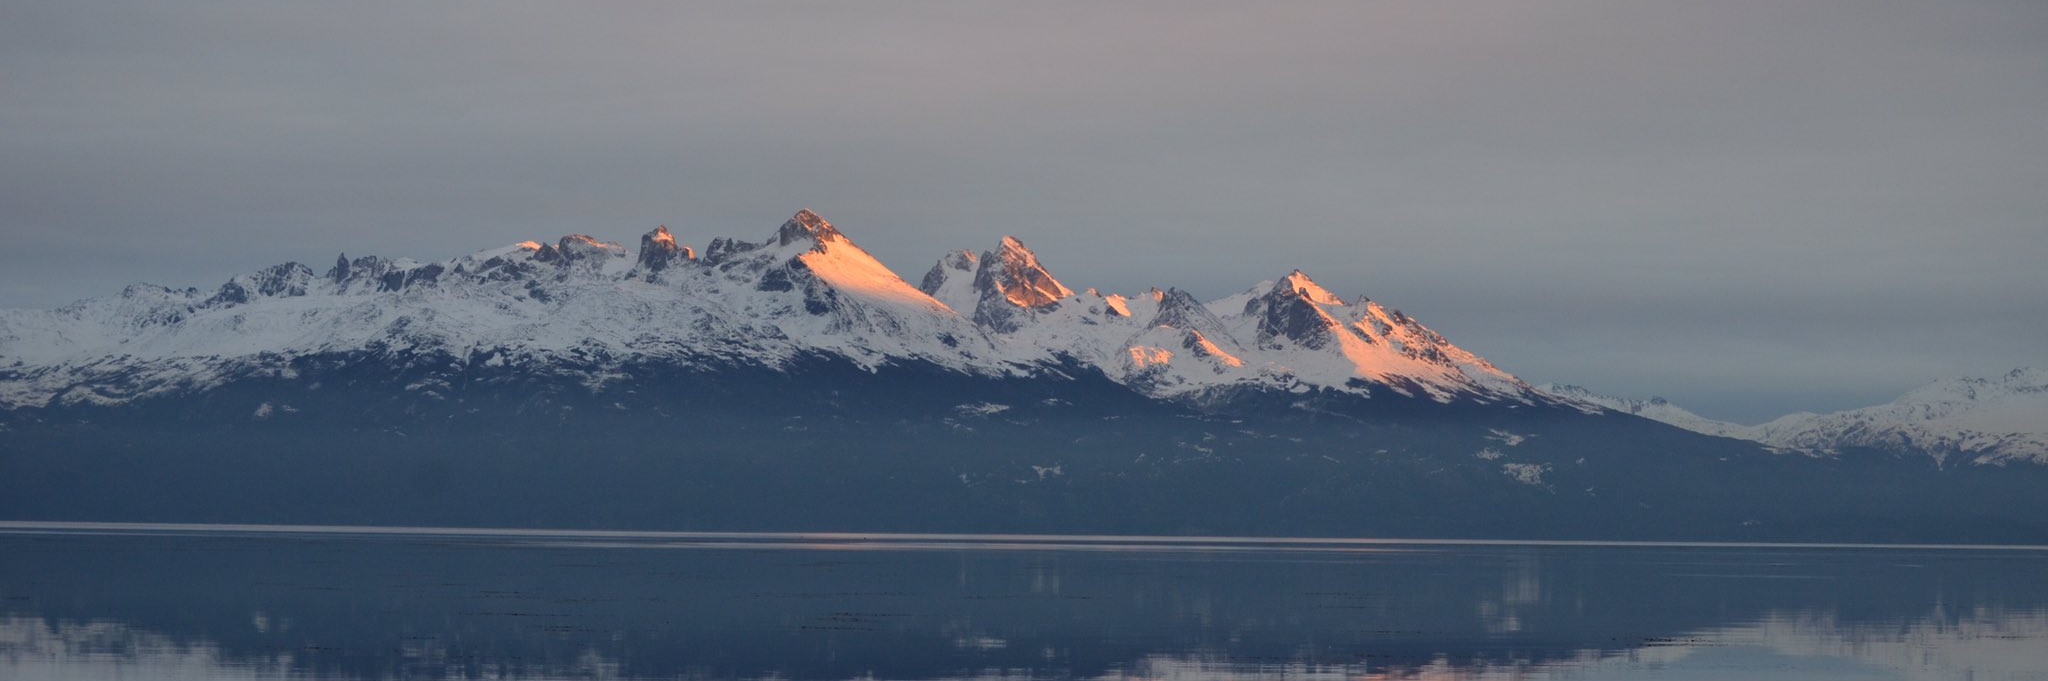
[2,522,2046,680]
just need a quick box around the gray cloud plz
[3,1,2043,422]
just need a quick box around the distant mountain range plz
[2,210,2042,540]
[1545,369,2048,466]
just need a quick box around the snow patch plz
[1486,429,1527,447]
[1502,462,1550,485]
[955,402,1011,417]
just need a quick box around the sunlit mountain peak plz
[646,225,676,247]
[775,208,845,247]
[1275,269,1344,306]
[981,235,1072,308]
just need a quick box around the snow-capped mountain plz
[1544,369,2048,466]
[0,209,1536,411]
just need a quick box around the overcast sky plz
[2,1,2043,422]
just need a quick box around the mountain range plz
[0,209,1524,410]
[1546,369,2048,466]
[2,210,2043,541]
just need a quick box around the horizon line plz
[5,520,2045,553]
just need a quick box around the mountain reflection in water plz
[2,523,2045,680]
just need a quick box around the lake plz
[2,522,2045,680]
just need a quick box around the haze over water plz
[3,523,2045,680]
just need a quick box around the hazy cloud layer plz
[3,1,2043,422]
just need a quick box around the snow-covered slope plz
[1542,369,2048,466]
[1748,369,2048,466]
[1539,384,1755,440]
[0,209,1541,410]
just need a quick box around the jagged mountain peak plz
[636,225,694,276]
[918,248,982,313]
[978,236,1072,307]
[969,235,1074,332]
[647,225,676,246]
[1229,269,1527,400]
[938,248,979,269]
[756,209,939,309]
[776,209,845,247]
[1274,270,1345,306]
[994,234,1033,256]
[1248,277,1346,349]
[760,212,953,318]
[984,235,1063,291]
[206,261,316,307]
[535,234,627,266]
[561,234,621,251]
[1150,287,1226,333]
